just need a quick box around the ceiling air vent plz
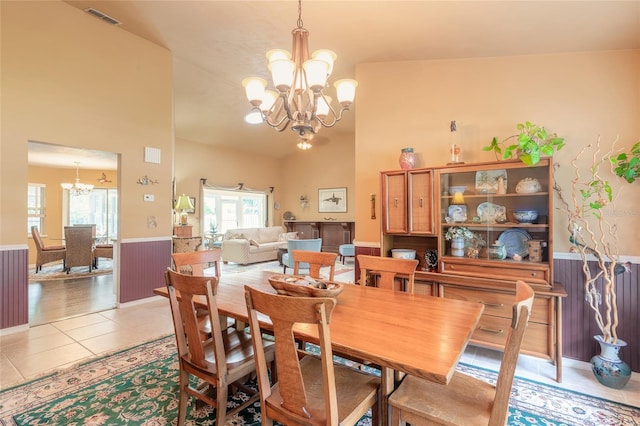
[84,8,121,26]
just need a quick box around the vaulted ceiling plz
[45,1,640,164]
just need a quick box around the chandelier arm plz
[317,105,350,128]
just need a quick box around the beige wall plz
[355,50,640,255]
[1,1,173,245]
[174,135,355,236]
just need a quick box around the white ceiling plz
[32,1,640,165]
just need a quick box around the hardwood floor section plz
[28,274,116,326]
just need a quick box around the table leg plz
[380,367,394,426]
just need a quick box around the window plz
[202,188,266,234]
[68,188,118,241]
[27,183,46,234]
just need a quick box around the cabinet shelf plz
[441,223,549,229]
[441,192,549,200]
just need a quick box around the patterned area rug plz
[1,336,638,426]
[28,259,113,281]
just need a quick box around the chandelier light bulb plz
[268,59,295,91]
[334,79,358,106]
[303,59,329,92]
[242,77,266,106]
[311,49,336,76]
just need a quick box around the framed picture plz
[318,187,347,213]
[187,197,196,214]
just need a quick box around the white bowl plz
[513,210,538,223]
[391,249,416,259]
[448,185,467,195]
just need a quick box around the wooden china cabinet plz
[380,158,566,382]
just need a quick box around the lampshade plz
[452,192,466,205]
[174,194,194,226]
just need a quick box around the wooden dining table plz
[154,270,484,423]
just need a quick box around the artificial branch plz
[553,137,630,344]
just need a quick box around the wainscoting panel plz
[554,258,639,372]
[119,239,172,303]
[0,247,29,329]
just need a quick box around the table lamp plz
[174,194,194,226]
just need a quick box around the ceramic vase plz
[450,237,465,257]
[399,148,416,170]
[590,335,631,389]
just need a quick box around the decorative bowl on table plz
[268,274,344,297]
[448,185,467,195]
[391,249,416,259]
[513,210,538,223]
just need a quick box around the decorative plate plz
[497,228,532,258]
[475,169,507,194]
[476,202,507,223]
[424,249,438,271]
[283,211,295,220]
[268,274,344,297]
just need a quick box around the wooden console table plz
[284,221,354,253]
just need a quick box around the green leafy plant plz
[611,141,640,183]
[483,121,565,166]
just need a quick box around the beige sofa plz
[221,226,296,265]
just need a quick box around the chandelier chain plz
[297,0,303,29]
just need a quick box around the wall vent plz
[84,8,121,26]
[144,147,161,164]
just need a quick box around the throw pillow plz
[226,232,246,240]
[249,239,259,247]
[278,232,299,241]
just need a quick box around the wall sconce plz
[299,195,309,208]
[370,193,376,219]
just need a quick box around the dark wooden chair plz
[31,226,66,272]
[245,285,380,426]
[388,281,535,426]
[165,269,275,426]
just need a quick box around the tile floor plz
[2,267,639,410]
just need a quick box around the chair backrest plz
[244,286,339,423]
[286,238,322,252]
[357,255,419,292]
[165,269,227,375]
[490,280,535,425]
[31,226,45,251]
[64,226,94,267]
[292,250,337,280]
[172,249,222,276]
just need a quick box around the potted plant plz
[611,141,640,183]
[553,137,633,389]
[483,121,565,166]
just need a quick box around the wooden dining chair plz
[172,249,222,277]
[357,254,419,293]
[165,269,276,426]
[31,226,66,272]
[292,249,338,280]
[388,280,535,426]
[244,285,380,426]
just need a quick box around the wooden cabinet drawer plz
[441,286,550,324]
[471,315,551,359]
[441,259,549,285]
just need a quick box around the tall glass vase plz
[590,335,631,389]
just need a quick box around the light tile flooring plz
[1,269,639,410]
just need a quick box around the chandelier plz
[61,162,94,196]
[241,0,357,138]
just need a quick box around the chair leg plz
[216,380,228,423]
[177,370,189,426]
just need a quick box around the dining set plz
[31,225,113,273]
[156,249,535,425]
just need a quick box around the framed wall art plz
[187,197,196,214]
[318,187,347,213]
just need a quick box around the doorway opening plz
[27,141,119,325]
